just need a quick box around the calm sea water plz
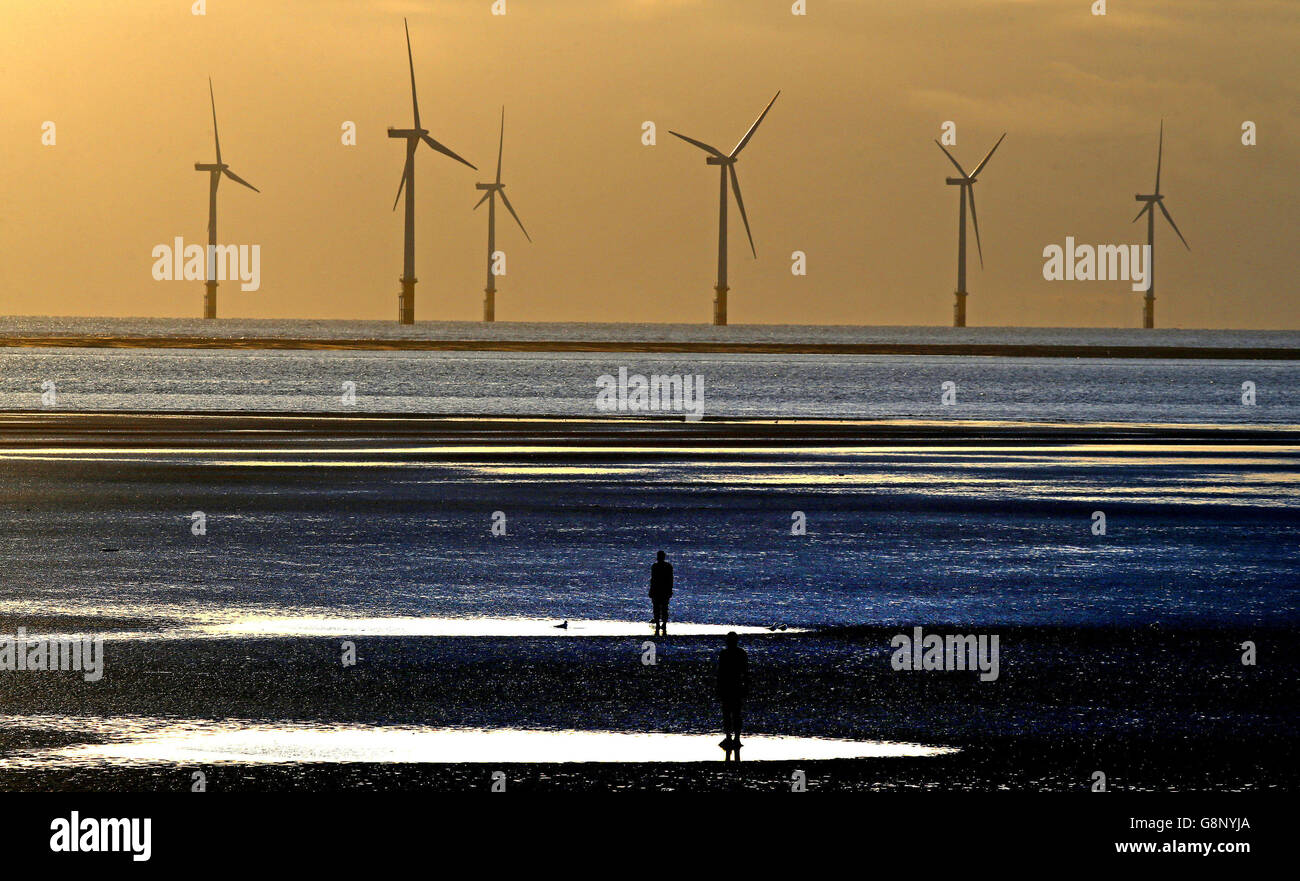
[1,319,1298,422]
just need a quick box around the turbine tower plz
[1132,121,1190,329]
[388,18,476,324]
[670,91,780,326]
[934,133,1006,328]
[194,78,258,320]
[474,107,531,322]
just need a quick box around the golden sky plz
[3,0,1297,327]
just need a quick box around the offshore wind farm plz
[6,6,1294,332]
[149,47,1202,333]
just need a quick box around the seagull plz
[554,620,568,630]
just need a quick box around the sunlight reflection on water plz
[0,608,798,640]
[0,716,955,765]
[198,616,796,638]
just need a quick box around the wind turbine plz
[194,78,258,320]
[670,91,780,326]
[934,132,1006,327]
[388,18,476,324]
[474,107,530,322]
[1132,121,1190,329]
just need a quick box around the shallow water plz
[0,715,955,766]
[2,347,1298,422]
[15,616,799,641]
[0,438,1296,628]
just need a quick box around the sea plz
[2,318,1300,421]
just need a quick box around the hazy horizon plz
[4,0,1298,328]
[10,314,1300,335]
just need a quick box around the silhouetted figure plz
[649,551,673,636]
[718,632,749,762]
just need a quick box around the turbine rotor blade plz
[934,140,968,177]
[473,190,491,210]
[499,190,531,243]
[971,132,1007,178]
[728,165,756,258]
[496,106,505,184]
[422,134,476,169]
[392,150,412,211]
[1158,200,1189,250]
[222,167,259,193]
[668,130,725,158]
[1132,203,1152,223]
[1155,119,1164,194]
[968,185,983,268]
[209,78,222,165]
[730,90,780,158]
[404,18,421,130]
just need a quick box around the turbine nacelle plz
[1135,194,1163,202]
[945,177,967,186]
[475,182,504,191]
[388,127,428,139]
[705,156,737,167]
[194,163,225,172]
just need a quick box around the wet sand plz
[0,626,1293,791]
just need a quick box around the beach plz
[0,412,1295,791]
[0,625,1292,791]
